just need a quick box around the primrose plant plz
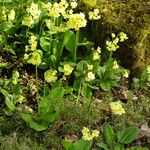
[132,66,150,90]
[62,127,99,150]
[0,0,130,130]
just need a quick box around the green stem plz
[74,30,79,62]
[109,51,113,60]
[35,65,39,100]
[43,78,46,97]
[76,79,82,104]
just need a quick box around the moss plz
[79,0,150,77]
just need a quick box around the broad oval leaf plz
[118,126,139,144]
[103,123,115,144]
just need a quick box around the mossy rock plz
[79,0,150,77]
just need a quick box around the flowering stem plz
[35,65,39,100]
[109,51,113,60]
[74,30,79,62]
[76,79,82,104]
[43,78,46,97]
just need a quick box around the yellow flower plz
[93,52,99,60]
[64,64,74,76]
[106,41,119,51]
[41,2,52,11]
[111,33,116,38]
[85,72,95,81]
[82,127,93,141]
[48,2,60,18]
[29,36,37,51]
[25,45,30,52]
[44,70,57,83]
[87,64,93,70]
[113,61,119,69]
[26,3,41,20]
[70,1,77,8]
[89,9,101,20]
[82,127,99,141]
[97,47,101,54]
[27,51,42,65]
[22,15,34,27]
[92,130,99,138]
[119,32,128,42]
[8,9,15,21]
[67,13,87,30]
[110,101,125,115]
[122,69,129,78]
[2,10,7,20]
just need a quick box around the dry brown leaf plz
[139,122,150,138]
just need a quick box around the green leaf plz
[12,84,21,95]
[0,89,15,111]
[100,82,111,91]
[5,96,15,111]
[12,69,19,78]
[118,126,138,144]
[114,144,124,150]
[29,121,48,131]
[21,113,48,131]
[40,36,52,52]
[75,60,88,77]
[50,87,64,101]
[41,109,57,123]
[72,139,92,150]
[82,83,92,98]
[103,123,115,144]
[0,62,9,68]
[96,142,108,150]
[127,147,149,150]
[61,140,73,150]
[64,30,76,56]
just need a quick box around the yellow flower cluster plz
[87,64,93,70]
[82,127,99,141]
[2,10,7,20]
[106,32,128,51]
[64,64,74,76]
[25,36,37,52]
[110,101,125,115]
[26,3,41,20]
[70,0,77,9]
[89,9,101,20]
[2,9,15,22]
[42,0,69,18]
[67,13,87,30]
[44,70,57,83]
[106,40,119,51]
[49,2,61,18]
[119,32,128,42]
[25,50,42,65]
[85,72,95,81]
[93,47,101,60]
[22,15,34,27]
[8,9,15,21]
[45,19,68,33]
[22,3,41,27]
